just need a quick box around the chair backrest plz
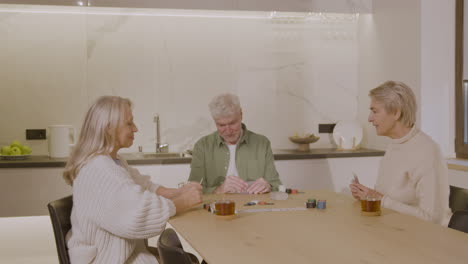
[449,210,468,233]
[449,185,468,212]
[157,228,193,264]
[47,195,73,264]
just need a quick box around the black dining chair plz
[47,195,73,264]
[48,195,160,263]
[448,210,468,233]
[449,185,468,212]
[157,228,207,264]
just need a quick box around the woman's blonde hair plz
[369,81,417,128]
[209,93,241,119]
[63,96,132,185]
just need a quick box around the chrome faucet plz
[154,114,168,153]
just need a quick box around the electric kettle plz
[48,125,75,158]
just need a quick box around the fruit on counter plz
[291,133,317,139]
[10,146,22,155]
[1,146,11,155]
[1,140,32,155]
[10,140,22,149]
[21,145,32,155]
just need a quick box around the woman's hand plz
[156,182,203,213]
[178,182,202,195]
[349,182,383,200]
[172,182,203,214]
[157,182,202,199]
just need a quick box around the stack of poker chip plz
[306,199,326,209]
[306,199,317,208]
[317,200,326,209]
[285,188,299,194]
[279,185,300,195]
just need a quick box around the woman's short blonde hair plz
[209,93,241,119]
[63,96,132,185]
[369,81,416,127]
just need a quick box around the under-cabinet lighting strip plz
[0,5,358,21]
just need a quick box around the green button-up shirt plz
[188,124,282,194]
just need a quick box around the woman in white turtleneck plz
[350,81,452,226]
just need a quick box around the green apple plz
[1,146,11,155]
[10,146,22,156]
[21,145,32,155]
[10,140,22,149]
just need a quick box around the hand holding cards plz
[352,173,360,184]
[349,172,362,200]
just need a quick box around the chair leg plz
[147,246,161,262]
[187,252,200,264]
[187,253,208,264]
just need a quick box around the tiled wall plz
[0,4,360,155]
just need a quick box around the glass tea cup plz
[214,200,236,217]
[360,194,381,216]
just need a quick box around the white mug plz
[48,125,75,158]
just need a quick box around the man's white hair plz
[209,93,241,119]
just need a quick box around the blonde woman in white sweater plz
[63,96,202,263]
[350,81,452,226]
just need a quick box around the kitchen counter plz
[0,148,384,168]
[273,148,384,160]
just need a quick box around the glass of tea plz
[360,194,381,216]
[214,200,236,217]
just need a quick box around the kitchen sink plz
[120,152,182,159]
[142,153,181,158]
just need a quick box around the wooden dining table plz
[169,190,468,264]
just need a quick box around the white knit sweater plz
[375,127,452,226]
[67,155,176,263]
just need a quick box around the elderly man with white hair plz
[188,93,282,194]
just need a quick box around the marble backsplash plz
[0,5,359,155]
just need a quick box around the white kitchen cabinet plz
[0,167,72,217]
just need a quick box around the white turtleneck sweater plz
[67,155,176,263]
[375,127,452,226]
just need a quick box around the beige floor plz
[0,216,201,264]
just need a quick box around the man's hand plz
[246,178,271,194]
[214,176,248,194]
[349,182,383,200]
